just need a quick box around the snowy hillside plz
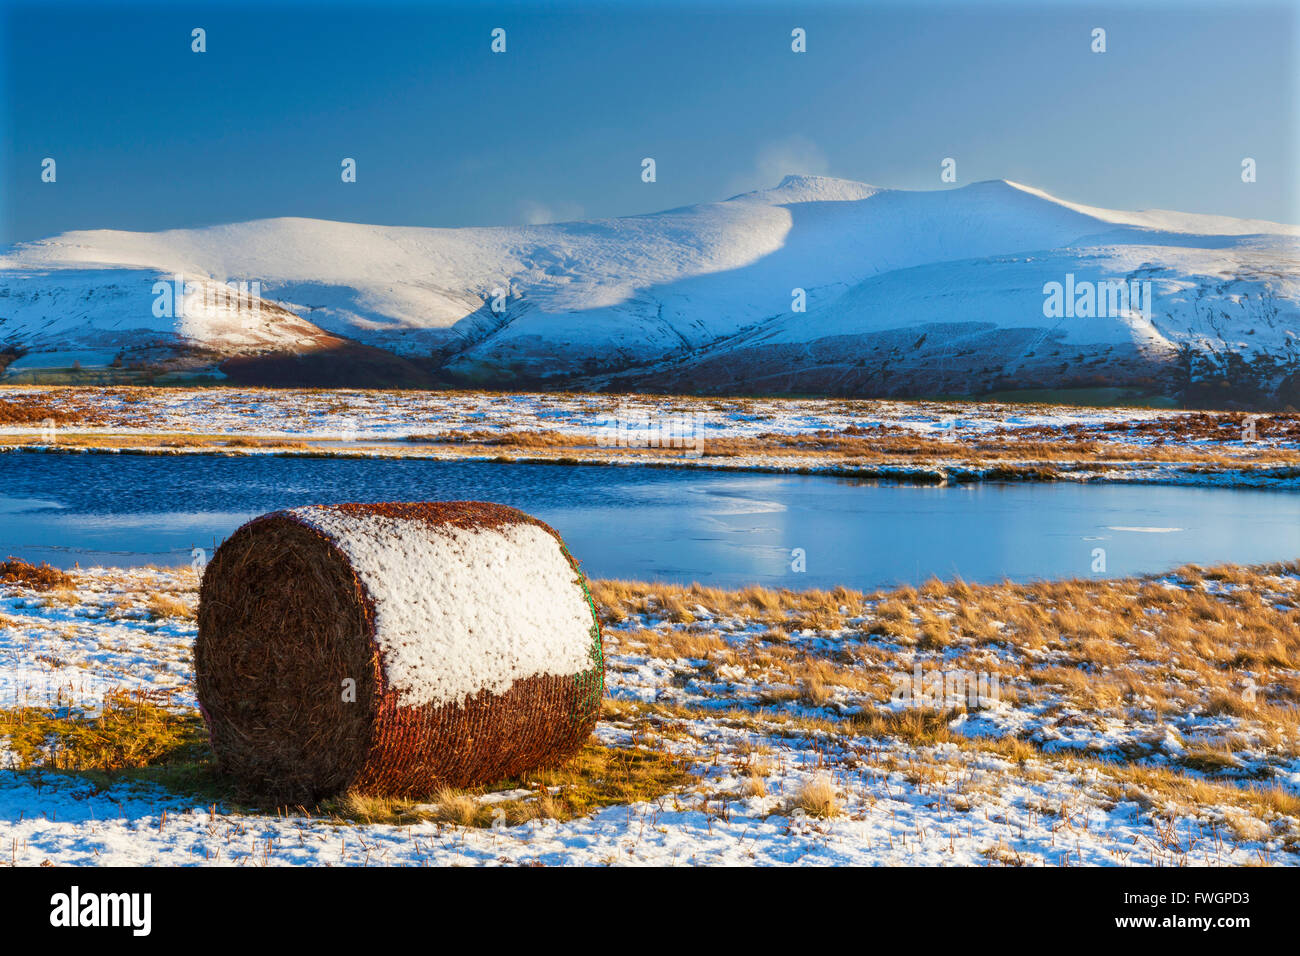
[1,176,1297,399]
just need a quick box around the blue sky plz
[1,0,1295,244]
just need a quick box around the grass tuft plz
[788,776,841,818]
[0,558,74,591]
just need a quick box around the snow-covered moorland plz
[1,562,1297,866]
[2,386,1299,487]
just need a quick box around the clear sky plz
[1,0,1295,245]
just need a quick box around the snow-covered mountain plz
[2,175,1297,400]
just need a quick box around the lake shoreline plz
[3,439,1299,490]
[5,385,1300,489]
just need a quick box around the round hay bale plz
[196,501,604,803]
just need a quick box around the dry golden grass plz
[0,558,74,591]
[848,706,962,746]
[429,786,483,827]
[0,689,218,799]
[599,697,642,722]
[590,579,836,625]
[740,768,769,798]
[320,742,695,827]
[593,560,1300,762]
[7,550,1298,847]
[645,423,1300,471]
[0,393,101,426]
[788,776,841,818]
[406,428,590,449]
[144,593,193,620]
[0,431,311,453]
[1087,758,1300,819]
[25,425,1300,475]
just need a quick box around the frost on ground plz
[0,567,195,710]
[1,385,1299,489]
[1,562,1297,866]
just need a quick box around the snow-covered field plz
[1,384,1193,439]
[1,564,1297,866]
[3,386,1299,487]
[1,391,1295,865]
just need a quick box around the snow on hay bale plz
[195,501,604,802]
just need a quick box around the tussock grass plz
[144,593,194,620]
[405,428,588,449]
[0,558,74,591]
[4,432,313,452]
[740,768,769,798]
[589,579,845,626]
[1180,743,1247,775]
[0,394,96,426]
[788,776,841,818]
[8,555,1300,851]
[1088,759,1300,819]
[619,627,728,661]
[428,786,483,827]
[593,562,1300,746]
[848,706,964,746]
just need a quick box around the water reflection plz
[0,455,1296,590]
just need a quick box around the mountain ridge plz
[2,176,1297,404]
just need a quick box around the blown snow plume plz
[195,501,604,803]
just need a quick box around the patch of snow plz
[289,508,597,708]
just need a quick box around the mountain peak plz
[3,169,1294,393]
[736,174,882,205]
[774,173,861,189]
[965,178,1039,194]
